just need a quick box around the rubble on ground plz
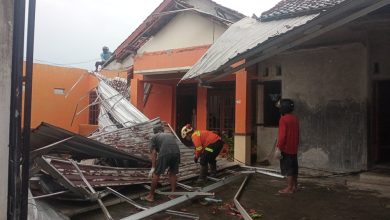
[28,75,236,218]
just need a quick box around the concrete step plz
[347,181,390,198]
[359,170,390,186]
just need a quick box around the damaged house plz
[182,0,390,172]
[104,0,245,136]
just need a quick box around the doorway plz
[176,85,197,135]
[374,80,390,165]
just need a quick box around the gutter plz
[134,66,191,75]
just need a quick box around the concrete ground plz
[72,173,390,220]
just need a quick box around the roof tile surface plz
[261,0,346,20]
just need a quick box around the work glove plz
[274,148,282,160]
[148,167,155,179]
[194,156,199,164]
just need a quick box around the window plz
[263,81,281,127]
[263,67,269,77]
[53,88,65,95]
[276,65,282,76]
[89,91,99,125]
[374,62,380,74]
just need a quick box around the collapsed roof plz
[32,119,236,200]
[30,122,147,162]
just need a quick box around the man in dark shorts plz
[276,99,299,194]
[143,125,180,202]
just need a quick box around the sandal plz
[278,189,293,194]
[140,195,154,202]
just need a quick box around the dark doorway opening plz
[176,85,197,136]
[263,81,282,127]
[374,80,390,165]
[207,83,235,137]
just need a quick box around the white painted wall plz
[105,54,134,71]
[0,0,13,218]
[138,11,227,54]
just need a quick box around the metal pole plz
[20,1,36,217]
[70,160,113,220]
[233,175,252,220]
[142,185,214,196]
[28,190,69,200]
[167,123,181,142]
[8,0,26,218]
[177,182,201,191]
[241,165,279,173]
[122,173,243,220]
[106,187,199,219]
[30,136,73,158]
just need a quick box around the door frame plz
[371,78,390,166]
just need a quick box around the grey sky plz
[33,0,280,70]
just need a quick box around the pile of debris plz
[28,74,236,219]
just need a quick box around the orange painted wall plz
[196,86,207,130]
[30,64,94,133]
[134,45,210,71]
[143,83,174,125]
[130,74,144,111]
[79,124,99,136]
[28,64,130,134]
[235,69,252,134]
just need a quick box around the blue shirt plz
[100,51,112,61]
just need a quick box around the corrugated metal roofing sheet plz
[32,120,237,200]
[30,122,149,163]
[37,154,236,200]
[181,14,318,81]
[97,80,149,129]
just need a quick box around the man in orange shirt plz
[181,124,224,183]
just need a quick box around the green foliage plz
[222,134,234,161]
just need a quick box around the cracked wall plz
[257,43,368,171]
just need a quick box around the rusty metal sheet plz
[38,156,236,188]
[90,118,194,162]
[33,119,237,200]
[30,122,150,163]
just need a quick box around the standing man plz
[276,99,300,194]
[181,124,223,183]
[95,46,112,71]
[143,125,181,202]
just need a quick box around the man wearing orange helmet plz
[181,124,224,183]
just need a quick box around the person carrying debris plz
[143,125,181,202]
[181,124,224,183]
[94,46,112,71]
[276,99,300,194]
